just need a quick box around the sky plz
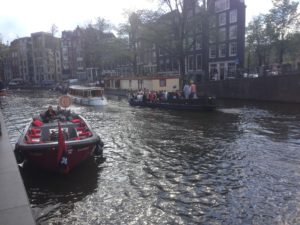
[0,0,273,44]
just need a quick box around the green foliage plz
[246,0,300,69]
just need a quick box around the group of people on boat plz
[129,80,198,103]
[39,105,73,123]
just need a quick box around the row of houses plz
[0,0,246,91]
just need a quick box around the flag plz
[57,122,69,173]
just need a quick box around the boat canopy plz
[69,86,104,98]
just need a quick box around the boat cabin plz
[69,86,104,98]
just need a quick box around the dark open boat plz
[15,113,103,174]
[129,96,217,111]
[0,88,6,97]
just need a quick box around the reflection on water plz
[2,90,300,225]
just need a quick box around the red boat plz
[14,113,103,174]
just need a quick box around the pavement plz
[0,110,36,225]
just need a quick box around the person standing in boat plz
[190,80,197,99]
[183,82,191,99]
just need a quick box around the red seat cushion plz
[72,119,81,123]
[32,120,43,127]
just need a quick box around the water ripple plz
[2,91,300,224]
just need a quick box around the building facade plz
[7,37,33,82]
[61,28,87,80]
[207,0,245,80]
[112,0,246,89]
[31,32,62,84]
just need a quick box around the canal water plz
[2,90,300,225]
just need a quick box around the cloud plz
[0,0,275,43]
[0,17,29,43]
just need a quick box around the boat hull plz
[0,89,7,97]
[16,142,98,173]
[70,95,108,106]
[129,97,217,111]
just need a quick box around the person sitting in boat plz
[56,105,67,121]
[44,105,57,123]
[50,130,58,141]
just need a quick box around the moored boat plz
[0,80,6,96]
[0,89,6,97]
[68,85,108,106]
[129,96,217,111]
[14,112,104,174]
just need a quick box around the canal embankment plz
[0,110,36,225]
[199,73,300,103]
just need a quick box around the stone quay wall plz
[199,74,300,103]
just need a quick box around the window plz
[219,12,226,26]
[210,15,217,28]
[209,46,217,58]
[195,22,202,33]
[228,62,236,77]
[209,63,218,80]
[159,48,163,56]
[219,44,226,58]
[195,35,202,50]
[229,25,237,40]
[159,59,165,71]
[230,10,237,23]
[229,42,237,56]
[219,27,226,42]
[215,0,230,13]
[166,59,171,71]
[159,79,166,87]
[186,37,194,50]
[209,30,217,43]
[196,55,202,70]
[173,60,179,71]
[188,55,194,70]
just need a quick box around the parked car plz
[8,78,25,86]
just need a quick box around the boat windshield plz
[69,87,103,97]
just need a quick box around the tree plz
[118,10,163,76]
[81,18,125,77]
[246,14,273,69]
[50,24,60,81]
[157,0,208,82]
[50,24,58,37]
[268,0,300,63]
[285,32,300,67]
[0,38,8,81]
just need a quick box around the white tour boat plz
[68,85,108,106]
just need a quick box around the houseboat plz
[68,85,108,106]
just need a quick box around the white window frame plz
[219,44,226,58]
[219,27,227,42]
[209,46,217,58]
[195,36,202,50]
[229,42,237,56]
[229,25,237,40]
[188,55,194,71]
[230,9,237,23]
[219,12,227,26]
[196,54,202,70]
[215,0,230,13]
